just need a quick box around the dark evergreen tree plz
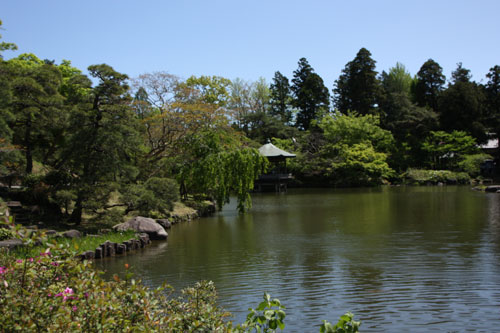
[333,48,381,115]
[438,63,486,143]
[414,59,445,111]
[485,65,500,139]
[269,71,293,124]
[291,58,329,130]
[8,62,64,173]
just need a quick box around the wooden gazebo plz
[255,142,296,192]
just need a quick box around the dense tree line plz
[1,19,499,224]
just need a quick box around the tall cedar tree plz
[333,48,380,115]
[291,58,329,130]
[438,63,486,143]
[269,71,293,124]
[414,59,445,111]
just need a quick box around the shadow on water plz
[97,186,500,332]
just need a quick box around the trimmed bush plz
[403,169,470,185]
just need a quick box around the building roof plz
[480,138,499,150]
[258,143,296,158]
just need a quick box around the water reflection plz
[97,186,500,331]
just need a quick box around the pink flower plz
[50,262,59,266]
[64,287,74,294]
[55,292,63,297]
[28,258,34,263]
[16,259,22,263]
[72,306,77,312]
[0,266,7,275]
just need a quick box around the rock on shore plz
[113,216,168,240]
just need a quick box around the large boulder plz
[62,229,82,238]
[113,216,168,240]
[485,185,500,193]
[156,219,172,229]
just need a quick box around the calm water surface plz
[97,186,500,332]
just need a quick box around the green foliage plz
[65,64,142,223]
[320,113,394,152]
[438,63,487,143]
[381,62,414,97]
[485,66,500,142]
[236,293,286,332]
[422,131,478,169]
[328,143,394,186]
[0,227,14,240]
[269,71,293,124]
[121,177,179,217]
[457,153,492,177]
[292,57,330,130]
[0,19,18,58]
[320,312,361,333]
[180,134,268,212]
[414,59,445,111]
[0,245,231,331]
[5,56,65,174]
[182,75,232,107]
[333,48,381,116]
[319,113,394,185]
[404,169,470,185]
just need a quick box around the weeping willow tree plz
[178,130,268,213]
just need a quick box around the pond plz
[97,186,500,332]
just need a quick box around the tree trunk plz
[70,196,83,225]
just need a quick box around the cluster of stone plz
[77,233,151,260]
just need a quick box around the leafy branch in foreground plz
[320,312,361,333]
[236,292,286,332]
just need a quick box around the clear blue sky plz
[1,0,499,88]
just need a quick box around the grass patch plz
[13,230,137,259]
[172,201,197,217]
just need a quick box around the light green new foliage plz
[236,293,286,332]
[182,145,268,213]
[319,113,394,185]
[320,312,361,333]
[457,153,492,177]
[320,112,394,152]
[422,130,478,169]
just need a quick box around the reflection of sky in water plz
[97,187,500,332]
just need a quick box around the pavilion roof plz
[258,143,296,158]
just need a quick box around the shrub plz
[0,247,231,331]
[457,153,492,177]
[403,169,470,185]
